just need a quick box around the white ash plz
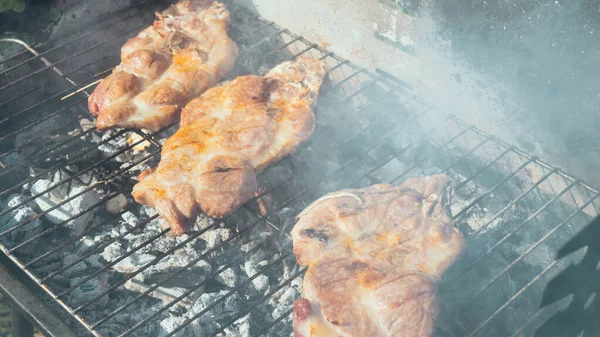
[200,227,231,250]
[448,173,503,233]
[269,278,302,318]
[244,260,269,292]
[271,286,299,319]
[159,290,241,337]
[126,132,152,152]
[216,267,237,288]
[106,194,128,214]
[124,278,193,308]
[30,170,101,236]
[159,315,188,337]
[97,130,127,156]
[220,313,251,337]
[452,198,501,233]
[137,254,211,282]
[74,233,112,255]
[101,241,125,263]
[113,253,156,273]
[0,194,42,246]
[121,211,139,227]
[79,118,96,134]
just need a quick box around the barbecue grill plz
[0,1,599,336]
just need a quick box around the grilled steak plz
[88,0,238,131]
[132,57,328,235]
[291,174,464,337]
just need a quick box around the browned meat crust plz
[132,58,328,236]
[291,174,464,337]
[88,0,238,131]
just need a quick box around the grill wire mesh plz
[1,1,600,336]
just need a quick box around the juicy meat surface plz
[88,0,238,131]
[291,174,464,337]
[132,57,328,235]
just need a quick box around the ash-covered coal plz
[0,194,42,247]
[30,169,102,236]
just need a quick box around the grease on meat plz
[88,0,238,131]
[132,57,328,235]
[291,174,464,337]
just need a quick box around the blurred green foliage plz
[0,0,26,13]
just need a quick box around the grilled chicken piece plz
[291,174,464,337]
[88,0,238,132]
[132,57,328,235]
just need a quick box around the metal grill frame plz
[1,1,599,336]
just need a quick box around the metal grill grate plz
[1,1,599,336]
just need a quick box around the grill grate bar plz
[0,43,44,64]
[327,59,350,73]
[465,180,580,302]
[451,157,537,220]
[343,79,380,103]
[290,43,318,59]
[163,252,294,337]
[466,193,600,337]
